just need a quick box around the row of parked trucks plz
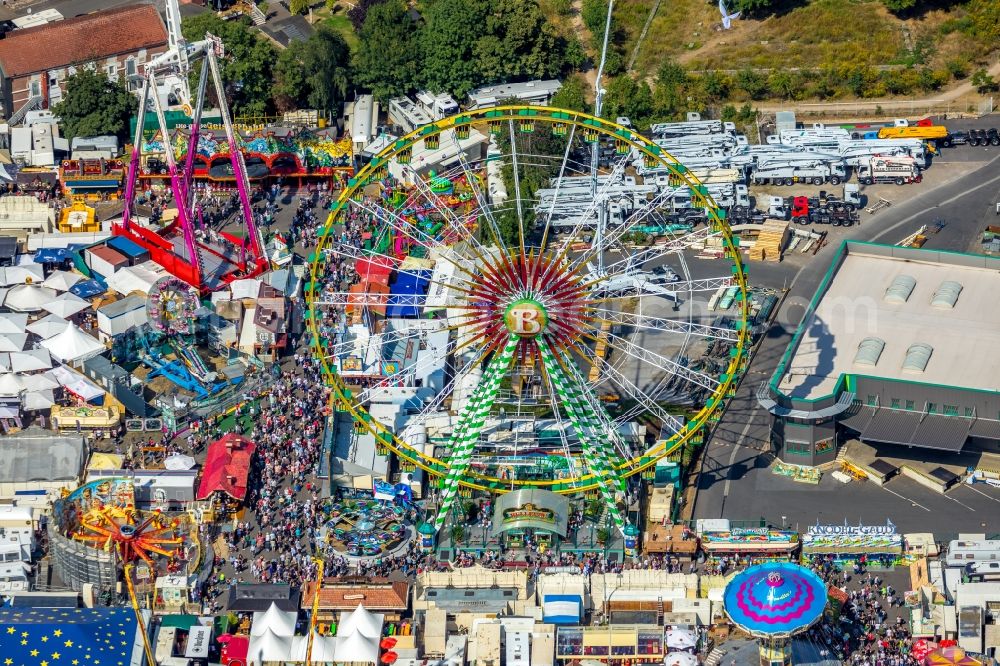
[528,115,993,236]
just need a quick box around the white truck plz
[751,161,846,186]
[856,156,921,186]
[649,120,736,137]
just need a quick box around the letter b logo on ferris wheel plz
[505,299,548,338]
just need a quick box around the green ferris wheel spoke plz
[433,336,519,533]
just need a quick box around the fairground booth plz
[700,526,800,562]
[802,520,903,568]
[490,489,569,552]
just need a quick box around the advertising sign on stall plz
[701,528,800,554]
[803,520,902,556]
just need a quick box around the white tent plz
[22,389,55,411]
[164,454,197,471]
[338,604,383,639]
[229,278,262,300]
[250,602,297,637]
[665,628,697,651]
[0,264,44,286]
[41,292,91,318]
[105,263,163,297]
[41,325,105,363]
[26,313,69,339]
[290,634,338,662]
[9,349,52,372]
[0,312,28,335]
[0,334,26,352]
[42,270,83,292]
[0,373,26,396]
[247,628,293,666]
[3,284,57,312]
[664,652,699,666]
[21,373,58,392]
[334,631,378,664]
[46,365,105,401]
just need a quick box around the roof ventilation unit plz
[930,280,962,309]
[884,274,916,304]
[853,337,886,367]
[902,343,933,373]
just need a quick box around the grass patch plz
[324,11,359,50]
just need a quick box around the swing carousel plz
[322,497,412,559]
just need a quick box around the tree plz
[735,68,768,100]
[732,0,777,16]
[347,0,386,30]
[52,68,137,142]
[289,0,310,14]
[603,76,653,125]
[550,75,591,113]
[353,0,421,101]
[273,26,351,112]
[972,68,999,93]
[880,0,916,13]
[699,71,731,100]
[181,13,278,115]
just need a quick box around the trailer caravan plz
[945,539,1000,568]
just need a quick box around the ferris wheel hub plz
[504,298,549,338]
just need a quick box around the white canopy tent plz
[105,262,164,297]
[247,628,293,666]
[9,349,52,372]
[338,604,383,639]
[0,373,26,396]
[41,324,105,363]
[46,365,105,402]
[3,284,57,312]
[665,628,698,651]
[334,631,378,664]
[0,312,28,335]
[42,270,83,292]
[0,334,26,352]
[0,264,44,286]
[290,634,338,662]
[41,292,91,318]
[250,602,297,637]
[164,454,197,471]
[26,313,69,339]
[22,389,55,411]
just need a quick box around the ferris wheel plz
[306,107,750,535]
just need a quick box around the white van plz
[945,539,1000,568]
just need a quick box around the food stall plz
[802,520,903,567]
[700,528,800,562]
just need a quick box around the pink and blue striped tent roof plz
[723,562,828,638]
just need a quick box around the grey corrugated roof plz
[909,415,970,452]
[860,409,921,445]
[0,427,85,482]
[970,419,1000,441]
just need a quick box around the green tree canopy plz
[52,68,137,142]
[419,0,573,99]
[181,13,277,116]
[273,26,351,112]
[549,75,591,113]
[353,0,421,101]
[603,76,653,126]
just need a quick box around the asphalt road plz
[691,134,1000,536]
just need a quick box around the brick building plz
[0,4,168,123]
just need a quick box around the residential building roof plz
[0,4,167,78]
[301,577,409,612]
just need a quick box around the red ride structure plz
[116,31,268,293]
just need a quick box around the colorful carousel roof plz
[722,562,828,638]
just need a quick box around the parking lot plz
[699,438,1000,535]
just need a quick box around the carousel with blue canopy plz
[723,562,828,666]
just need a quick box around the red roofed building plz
[197,434,257,501]
[0,3,168,121]
[301,577,410,623]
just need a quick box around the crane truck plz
[856,156,921,185]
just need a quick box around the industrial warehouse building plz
[758,241,1000,466]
